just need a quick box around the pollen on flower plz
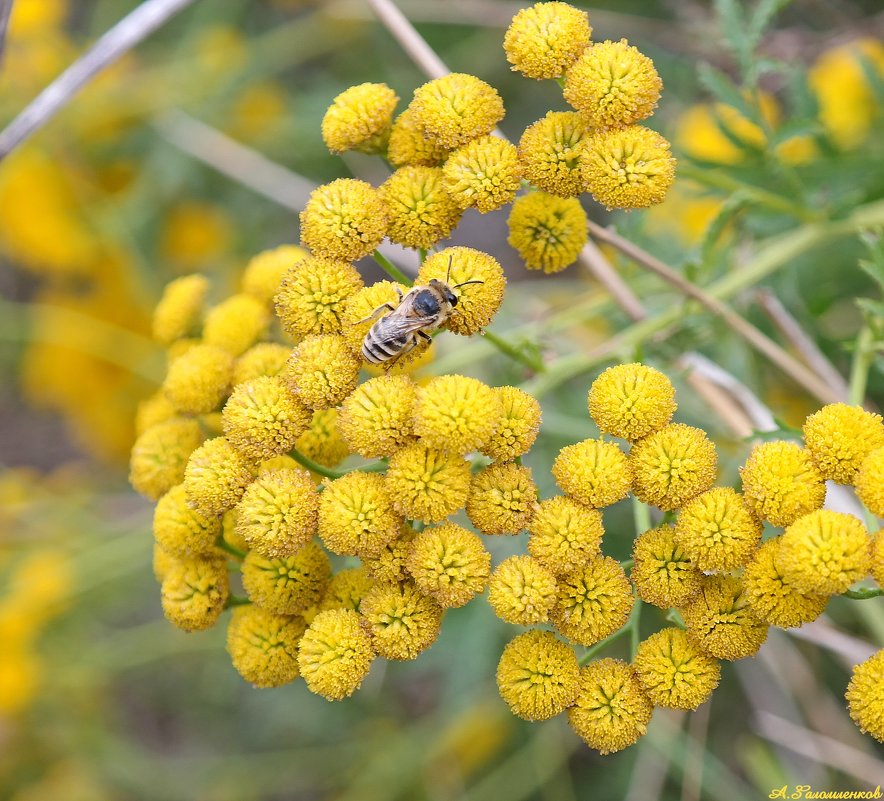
[496,630,580,721]
[161,554,229,632]
[386,107,452,167]
[153,484,222,559]
[488,555,558,625]
[299,179,388,263]
[319,567,374,613]
[359,581,443,661]
[802,403,884,484]
[442,135,521,214]
[631,524,702,609]
[338,374,417,458]
[740,441,826,527]
[630,423,717,511]
[481,386,542,462]
[846,649,884,743]
[466,462,538,535]
[241,543,331,616]
[384,442,471,523]
[362,524,418,585]
[296,409,349,469]
[518,111,589,198]
[184,437,255,517]
[163,343,234,415]
[633,627,720,710]
[283,334,361,410]
[321,82,398,154]
[129,417,203,501]
[552,438,632,508]
[856,447,884,517]
[871,529,884,589]
[202,293,270,357]
[297,609,374,701]
[381,165,463,250]
[241,244,308,305]
[227,605,306,688]
[503,2,591,80]
[588,363,676,441]
[152,273,208,345]
[564,39,662,129]
[551,556,634,646]
[568,659,653,755]
[528,495,604,576]
[413,374,501,454]
[507,191,587,274]
[233,343,291,385]
[581,125,676,210]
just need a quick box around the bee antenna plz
[453,279,484,289]
[445,254,453,285]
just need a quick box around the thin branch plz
[681,359,756,438]
[578,240,647,322]
[0,0,13,66]
[0,0,200,159]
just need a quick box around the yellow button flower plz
[507,191,587,274]
[283,334,361,410]
[318,566,374,613]
[241,542,331,616]
[630,423,717,511]
[161,555,229,632]
[466,462,537,535]
[518,110,589,198]
[564,39,661,129]
[297,609,374,701]
[129,418,203,501]
[410,73,505,151]
[551,556,633,646]
[338,374,417,458]
[503,2,591,80]
[856,447,884,517]
[381,165,462,250]
[153,484,222,559]
[740,441,826,527]
[321,82,398,154]
[777,510,870,596]
[362,524,418,585]
[481,386,542,462]
[871,529,884,589]
[202,293,270,357]
[227,605,306,688]
[299,179,388,263]
[296,409,349,470]
[443,135,521,214]
[633,627,720,710]
[184,437,255,517]
[488,555,558,625]
[846,648,884,743]
[568,659,653,754]
[235,468,318,557]
[386,106,451,167]
[682,576,769,661]
[742,538,828,628]
[233,343,291,385]
[581,125,676,210]
[360,581,443,661]
[496,630,580,721]
[163,343,234,415]
[631,524,702,609]
[528,495,604,576]
[384,442,471,523]
[135,391,178,437]
[241,244,308,305]
[152,273,208,345]
[803,403,884,484]
[552,438,632,508]
[588,363,676,442]
[413,374,501,454]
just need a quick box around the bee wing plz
[376,312,434,339]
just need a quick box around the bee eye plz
[448,291,458,306]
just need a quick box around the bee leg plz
[417,331,432,343]
[383,333,418,373]
[354,302,397,325]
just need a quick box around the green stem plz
[373,250,414,286]
[216,537,246,560]
[289,448,386,479]
[633,497,651,537]
[481,329,545,373]
[224,595,251,609]
[843,587,884,600]
[579,597,643,665]
[666,608,687,628]
[630,598,642,659]
[418,248,428,264]
[848,325,874,406]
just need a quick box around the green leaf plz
[768,117,823,147]
[701,192,752,266]
[857,298,884,321]
[747,0,792,48]
[713,0,749,67]
[698,63,754,120]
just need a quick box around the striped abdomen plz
[361,321,410,364]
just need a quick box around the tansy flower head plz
[564,39,661,129]
[241,542,331,616]
[129,418,203,500]
[740,441,826,527]
[222,376,311,462]
[319,567,373,613]
[153,542,175,583]
[803,403,884,484]
[413,374,501,454]
[274,255,363,339]
[551,556,634,646]
[410,73,505,151]
[742,538,828,628]
[871,529,884,589]
[339,280,411,354]
[299,179,388,263]
[184,437,255,517]
[507,191,587,273]
[233,343,291,385]
[380,165,462,250]
[856,447,884,517]
[674,488,762,572]
[241,244,308,305]
[846,649,884,743]
[297,609,374,701]
[466,462,537,535]
[630,423,717,511]
[318,472,402,558]
[777,510,870,596]
[481,386,542,462]
[568,659,653,754]
[503,2,591,80]
[518,111,589,198]
[153,484,221,559]
[283,334,361,409]
[359,581,443,661]
[296,409,349,469]
[552,438,632,508]
[385,442,471,523]
[496,630,580,721]
[235,468,317,557]
[227,605,306,688]
[362,524,418,584]
[582,125,676,210]
[488,555,558,625]
[321,82,398,154]
[406,523,491,608]
[528,495,604,576]
[416,247,506,336]
[135,390,177,437]
[631,524,702,609]
[588,363,676,441]
[152,273,208,345]
[682,575,769,661]
[386,106,451,167]
[442,135,521,214]
[338,374,416,458]
[161,555,229,632]
[163,344,234,415]
[633,627,720,710]
[202,293,270,357]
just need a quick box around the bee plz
[358,258,483,370]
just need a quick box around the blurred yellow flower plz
[227,605,306,688]
[161,202,234,271]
